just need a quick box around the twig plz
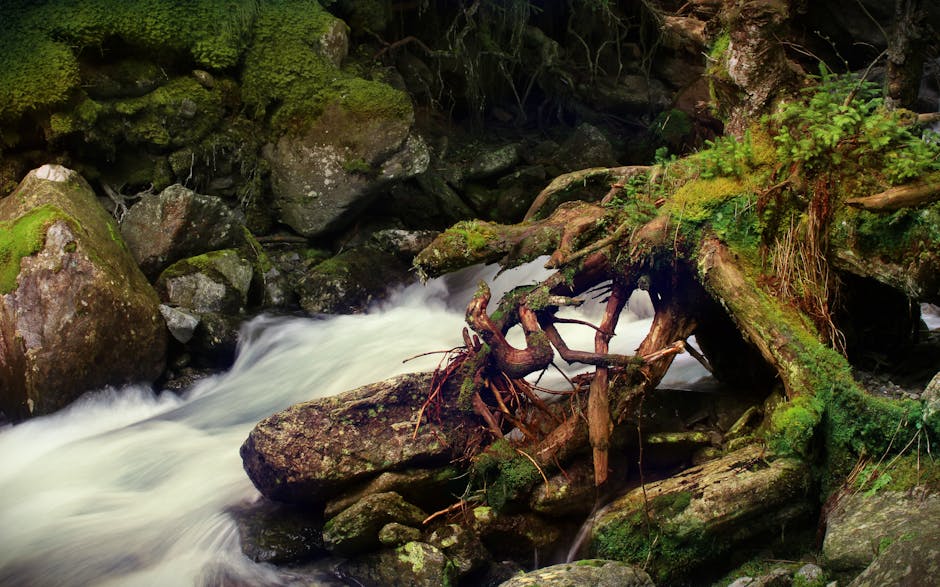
[423,500,468,525]
[514,447,549,484]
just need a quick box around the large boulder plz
[822,489,940,574]
[0,165,166,419]
[120,184,245,277]
[240,372,480,505]
[263,98,429,237]
[499,559,655,587]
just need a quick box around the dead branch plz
[844,179,940,211]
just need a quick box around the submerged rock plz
[499,559,654,587]
[295,244,411,314]
[240,372,480,505]
[230,500,326,565]
[0,165,166,419]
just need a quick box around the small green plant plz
[698,130,754,179]
[769,64,940,184]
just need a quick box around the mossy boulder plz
[156,249,253,314]
[230,499,326,565]
[240,372,481,505]
[0,165,165,419]
[499,559,655,587]
[323,491,426,556]
[121,184,245,278]
[336,541,457,587]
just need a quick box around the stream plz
[0,259,711,586]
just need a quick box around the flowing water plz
[0,259,711,586]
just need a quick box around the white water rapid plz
[0,259,711,586]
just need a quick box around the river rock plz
[529,458,597,517]
[471,506,561,565]
[822,489,940,573]
[427,523,489,577]
[323,491,426,556]
[156,249,253,314]
[324,467,462,519]
[295,244,411,314]
[230,500,325,565]
[120,184,245,277]
[0,165,166,419]
[847,516,940,587]
[499,559,655,587]
[240,372,481,505]
[336,541,456,587]
[264,95,429,237]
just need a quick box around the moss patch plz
[0,205,69,293]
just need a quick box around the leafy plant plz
[769,64,940,184]
[698,131,754,179]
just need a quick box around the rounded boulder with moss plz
[0,165,166,419]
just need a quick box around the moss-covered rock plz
[121,184,245,278]
[0,165,165,419]
[323,492,426,556]
[337,541,457,587]
[230,499,325,565]
[156,249,253,314]
[499,559,655,587]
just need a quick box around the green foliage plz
[698,131,755,179]
[0,0,258,122]
[769,65,940,184]
[471,439,540,511]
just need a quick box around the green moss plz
[441,220,500,255]
[0,205,69,293]
[669,177,745,223]
[471,439,541,511]
[592,491,713,584]
[0,0,257,123]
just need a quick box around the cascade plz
[0,259,710,585]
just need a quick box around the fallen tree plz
[412,65,940,504]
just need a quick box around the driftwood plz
[844,179,940,211]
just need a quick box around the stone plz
[427,523,489,577]
[158,304,200,343]
[822,490,940,573]
[847,518,940,586]
[230,500,325,565]
[156,250,253,314]
[471,508,561,565]
[323,492,426,556]
[295,244,411,314]
[120,184,245,277]
[795,563,825,585]
[240,372,481,505]
[379,523,422,547]
[529,459,597,517]
[263,95,428,237]
[324,467,462,519]
[498,559,654,587]
[337,541,456,587]
[0,166,166,419]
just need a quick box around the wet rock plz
[295,244,411,314]
[847,519,940,586]
[822,490,940,573]
[185,311,243,368]
[529,459,597,518]
[230,500,325,565]
[264,96,429,237]
[498,559,654,587]
[156,250,253,314]
[323,491,426,556]
[324,467,462,519]
[159,304,200,343]
[337,541,456,587]
[0,165,166,419]
[427,523,489,577]
[240,372,480,505]
[121,184,245,277]
[471,507,561,565]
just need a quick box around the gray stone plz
[337,541,456,587]
[295,245,411,314]
[323,492,426,556]
[156,250,253,314]
[230,500,325,565]
[0,166,166,419]
[240,372,480,505]
[158,304,200,343]
[378,523,422,547]
[795,563,825,585]
[848,519,940,586]
[427,523,489,577]
[823,490,940,573]
[499,559,654,587]
[121,184,245,277]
